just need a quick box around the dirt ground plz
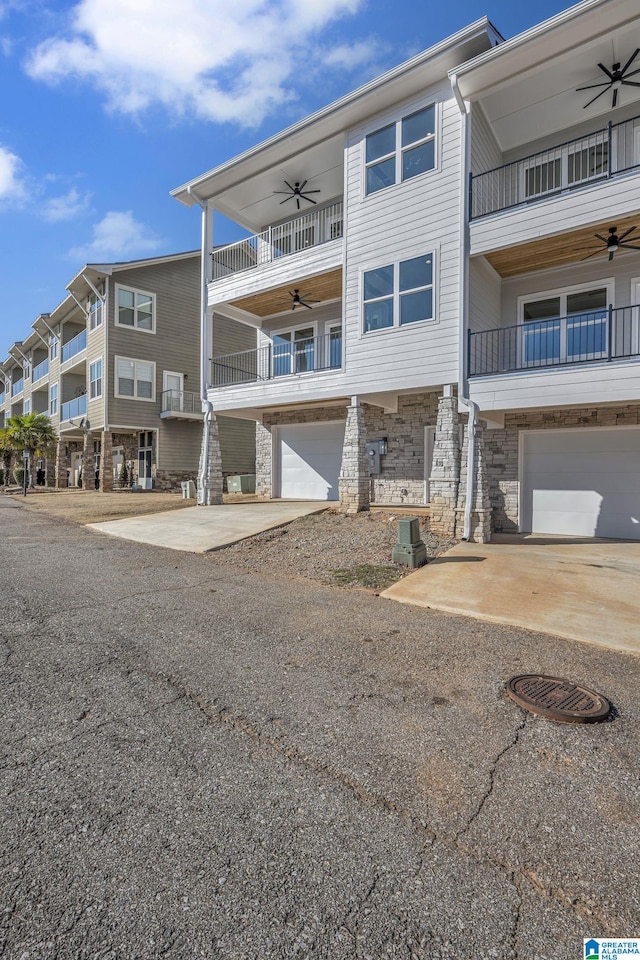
[3,488,193,524]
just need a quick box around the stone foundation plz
[338,402,369,514]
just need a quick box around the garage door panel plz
[278,422,345,501]
[522,428,640,540]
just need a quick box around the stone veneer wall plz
[484,403,640,532]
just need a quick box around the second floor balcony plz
[32,358,49,383]
[61,393,87,422]
[211,202,343,282]
[469,304,640,377]
[160,389,202,420]
[61,329,87,364]
[212,331,342,387]
[11,378,24,397]
[471,114,640,220]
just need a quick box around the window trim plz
[517,278,614,325]
[89,293,104,331]
[364,101,438,197]
[361,251,437,335]
[114,283,156,335]
[114,355,156,402]
[89,357,103,400]
[270,321,319,378]
[49,383,58,416]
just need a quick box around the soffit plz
[484,212,640,277]
[231,268,342,318]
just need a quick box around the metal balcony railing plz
[0,393,5,405]
[60,394,87,421]
[471,114,640,218]
[212,332,342,386]
[11,378,24,397]
[468,305,640,377]
[211,201,343,280]
[161,389,200,414]
[61,329,87,363]
[32,358,49,382]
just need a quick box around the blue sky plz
[0,0,572,358]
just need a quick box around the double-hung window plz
[363,254,434,332]
[365,104,436,195]
[23,398,31,415]
[50,383,58,416]
[90,359,103,399]
[50,335,58,361]
[116,285,155,333]
[89,294,103,330]
[116,357,155,400]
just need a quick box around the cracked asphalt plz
[1,497,639,959]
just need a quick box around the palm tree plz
[0,427,15,489]
[6,413,57,490]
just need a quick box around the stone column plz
[82,432,95,491]
[255,421,272,497]
[45,456,56,487]
[339,400,370,514]
[100,431,114,492]
[457,418,492,543]
[428,395,460,538]
[198,412,223,505]
[55,441,68,489]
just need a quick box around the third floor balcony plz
[61,329,87,364]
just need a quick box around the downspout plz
[451,73,479,542]
[187,184,214,505]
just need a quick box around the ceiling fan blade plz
[298,180,307,191]
[283,181,295,192]
[619,243,640,251]
[299,189,321,194]
[623,67,640,78]
[301,196,318,205]
[302,302,312,309]
[575,82,610,91]
[609,250,615,261]
[618,226,637,240]
[613,87,618,108]
[273,190,293,194]
[621,80,640,88]
[583,87,610,108]
[621,48,640,75]
[597,62,614,80]
[279,196,292,204]
[296,198,300,210]
[594,234,611,243]
[580,249,604,261]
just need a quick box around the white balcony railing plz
[211,201,343,281]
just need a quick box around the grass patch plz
[330,563,403,590]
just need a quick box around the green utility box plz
[391,516,427,568]
[226,474,256,494]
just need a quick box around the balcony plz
[61,329,87,364]
[32,358,49,383]
[160,389,202,420]
[471,114,640,219]
[0,393,4,405]
[469,305,640,377]
[212,332,342,386]
[211,202,343,282]
[60,394,87,422]
[11,378,24,397]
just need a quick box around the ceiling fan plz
[273,180,321,209]
[287,289,320,310]
[580,225,640,262]
[576,49,640,108]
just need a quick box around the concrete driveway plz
[87,500,326,552]
[383,534,640,654]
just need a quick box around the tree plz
[0,427,15,489]
[6,413,57,490]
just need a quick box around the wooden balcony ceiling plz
[231,268,342,318]
[485,214,640,278]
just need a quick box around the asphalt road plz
[1,497,639,959]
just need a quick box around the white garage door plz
[278,422,345,500]
[521,428,640,539]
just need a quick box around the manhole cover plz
[506,675,611,723]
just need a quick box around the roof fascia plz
[171,18,495,206]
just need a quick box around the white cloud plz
[0,144,25,201]
[26,0,372,126]
[42,186,90,222]
[68,210,164,262]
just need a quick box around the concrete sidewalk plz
[88,501,326,553]
[382,535,640,654]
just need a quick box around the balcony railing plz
[161,389,201,415]
[471,114,640,219]
[32,358,49,383]
[469,305,640,377]
[61,329,87,363]
[60,394,87,421]
[211,201,343,281]
[0,393,4,405]
[212,332,342,386]
[11,378,24,397]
